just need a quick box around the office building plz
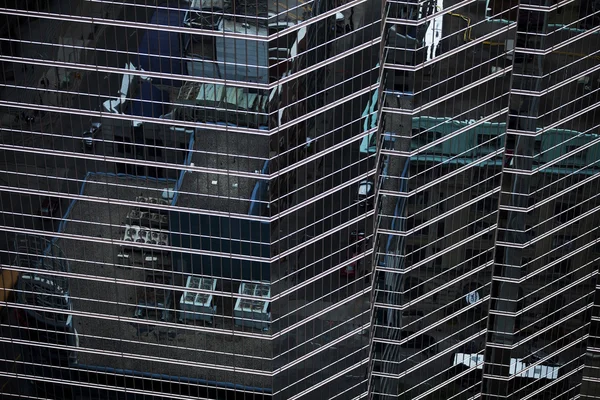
[0,0,599,399]
[372,0,600,398]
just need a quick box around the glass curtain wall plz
[370,0,600,399]
[483,0,600,398]
[0,0,380,399]
[1,0,600,399]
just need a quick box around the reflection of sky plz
[453,353,560,380]
[423,0,443,61]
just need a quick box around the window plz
[145,138,164,159]
[409,191,430,208]
[566,144,587,159]
[554,203,581,224]
[437,221,445,237]
[474,196,498,214]
[466,249,492,268]
[175,141,190,164]
[469,221,493,240]
[406,218,429,235]
[403,277,424,301]
[414,129,443,148]
[477,134,497,146]
[438,192,445,212]
[432,248,443,268]
[114,135,133,155]
[399,331,437,351]
[521,257,533,266]
[405,245,427,265]
[508,113,519,130]
[548,258,571,276]
[525,225,536,240]
[552,235,577,250]
[387,2,418,20]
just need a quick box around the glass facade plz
[373,0,600,398]
[0,0,598,399]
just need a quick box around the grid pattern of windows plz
[0,0,599,399]
[0,0,378,399]
[371,0,600,398]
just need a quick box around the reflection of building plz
[11,236,78,397]
[2,0,370,398]
[2,0,600,399]
[373,0,600,398]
